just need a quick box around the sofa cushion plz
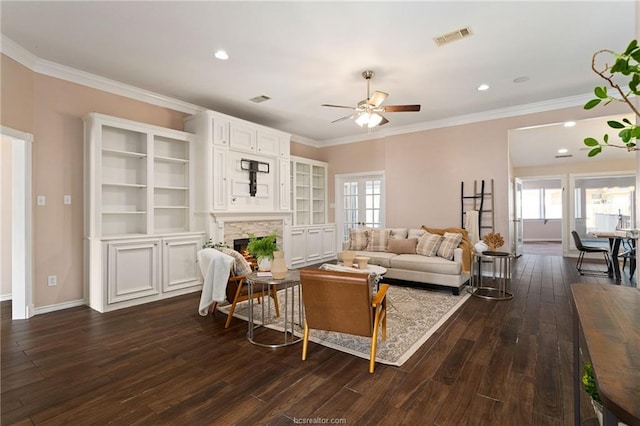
[367,228,390,252]
[352,250,396,268]
[387,237,417,254]
[416,233,442,256]
[437,232,463,260]
[388,228,409,239]
[390,254,462,275]
[422,225,472,273]
[408,228,426,239]
[349,228,369,250]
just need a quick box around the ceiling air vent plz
[434,26,473,46]
[249,95,271,103]
[555,154,573,159]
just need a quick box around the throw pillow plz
[416,233,442,257]
[219,247,253,275]
[387,238,418,254]
[367,228,390,252]
[349,228,369,251]
[437,232,463,260]
[408,228,426,239]
[388,228,409,239]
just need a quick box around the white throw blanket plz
[197,248,233,316]
[464,210,480,244]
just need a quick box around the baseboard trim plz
[0,294,12,302]
[33,299,86,315]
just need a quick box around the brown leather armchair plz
[299,268,389,373]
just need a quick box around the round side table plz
[469,251,514,300]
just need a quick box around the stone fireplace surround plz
[205,211,293,265]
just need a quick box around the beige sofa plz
[340,226,471,295]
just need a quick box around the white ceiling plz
[1,1,637,164]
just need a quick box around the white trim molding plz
[1,35,203,116]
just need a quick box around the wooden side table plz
[571,284,640,426]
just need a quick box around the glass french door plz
[338,173,385,242]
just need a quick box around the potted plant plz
[583,362,606,425]
[246,233,279,271]
[583,39,640,156]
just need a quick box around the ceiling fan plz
[322,70,421,128]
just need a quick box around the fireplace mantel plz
[210,211,292,224]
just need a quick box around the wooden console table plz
[571,284,640,426]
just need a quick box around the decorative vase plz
[341,250,356,267]
[271,251,288,279]
[355,256,370,269]
[257,257,272,272]
[474,242,489,253]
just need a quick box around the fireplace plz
[233,237,264,270]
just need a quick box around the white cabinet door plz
[212,117,229,147]
[306,227,323,263]
[279,159,290,211]
[322,225,336,259]
[290,228,307,268]
[212,146,228,210]
[229,122,256,152]
[279,136,290,159]
[107,239,160,304]
[162,235,203,292]
[256,131,279,156]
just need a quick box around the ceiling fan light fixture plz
[368,113,383,128]
[356,112,370,127]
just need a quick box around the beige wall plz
[318,103,631,249]
[1,56,34,133]
[1,54,188,309]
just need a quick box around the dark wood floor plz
[2,254,636,425]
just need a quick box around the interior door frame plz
[1,126,34,319]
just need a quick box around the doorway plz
[335,171,385,242]
[1,126,33,319]
[519,177,564,256]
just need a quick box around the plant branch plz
[592,49,640,118]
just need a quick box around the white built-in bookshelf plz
[84,113,203,313]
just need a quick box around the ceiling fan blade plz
[368,91,388,107]
[322,104,356,109]
[331,113,358,123]
[378,115,389,126]
[382,104,421,112]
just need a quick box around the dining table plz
[590,230,638,281]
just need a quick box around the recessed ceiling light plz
[513,76,530,83]
[558,148,568,154]
[564,121,576,127]
[214,50,229,60]
[477,84,490,91]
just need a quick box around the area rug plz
[217,285,470,366]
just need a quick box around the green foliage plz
[246,233,279,260]
[583,39,640,156]
[582,362,602,404]
[202,239,229,250]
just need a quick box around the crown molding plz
[320,93,594,147]
[0,34,604,146]
[1,35,203,115]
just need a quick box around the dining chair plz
[571,231,611,276]
[299,268,389,373]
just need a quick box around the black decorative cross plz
[240,159,270,196]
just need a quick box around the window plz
[522,188,562,219]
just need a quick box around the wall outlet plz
[64,195,72,205]
[37,195,46,206]
[47,275,57,287]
